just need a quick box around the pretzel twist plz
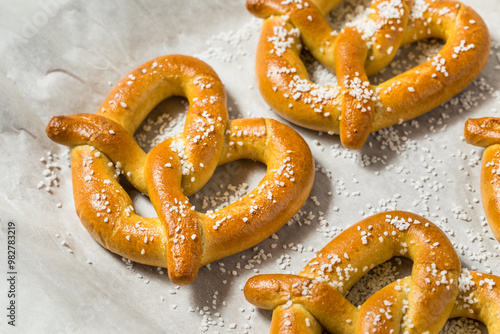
[465,117,500,243]
[46,55,315,285]
[245,211,500,333]
[246,0,490,149]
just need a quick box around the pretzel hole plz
[441,318,485,333]
[121,178,156,218]
[189,160,266,214]
[369,38,445,85]
[133,96,188,153]
[345,256,411,306]
[326,0,373,33]
[303,50,338,86]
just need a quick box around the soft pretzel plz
[46,54,315,285]
[465,117,500,243]
[245,211,500,333]
[246,0,490,149]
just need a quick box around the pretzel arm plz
[145,135,203,285]
[245,274,358,333]
[364,0,413,74]
[247,0,337,72]
[334,27,373,149]
[71,146,169,267]
[355,277,410,334]
[46,113,148,193]
[465,117,500,148]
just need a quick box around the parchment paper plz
[1,0,499,333]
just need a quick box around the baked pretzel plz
[245,211,500,333]
[46,55,315,285]
[246,0,490,149]
[465,117,500,243]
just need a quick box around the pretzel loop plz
[244,211,500,333]
[46,55,315,285]
[247,0,490,149]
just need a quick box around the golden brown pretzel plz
[245,211,500,333]
[465,117,500,243]
[246,0,490,149]
[46,54,315,285]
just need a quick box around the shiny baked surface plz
[47,54,315,285]
[247,0,490,149]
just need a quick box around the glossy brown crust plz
[335,27,373,149]
[465,117,500,148]
[244,211,500,333]
[270,305,323,334]
[357,271,500,333]
[247,0,490,149]
[47,114,148,193]
[46,55,315,285]
[480,145,500,242]
[465,117,500,242]
[245,274,358,333]
[450,272,500,331]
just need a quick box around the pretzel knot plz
[465,117,500,243]
[245,211,500,333]
[46,55,315,285]
[246,0,490,149]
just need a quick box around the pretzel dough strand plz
[46,55,315,285]
[97,55,227,135]
[465,117,500,243]
[202,118,315,263]
[334,26,374,149]
[356,270,500,333]
[70,146,169,266]
[46,113,148,193]
[245,211,500,333]
[465,117,500,148]
[247,0,490,149]
[98,55,229,197]
[450,271,500,330]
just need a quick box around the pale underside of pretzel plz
[245,211,500,333]
[46,55,315,285]
[247,0,490,149]
[465,117,500,243]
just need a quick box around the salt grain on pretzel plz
[245,211,500,333]
[246,0,490,149]
[46,54,315,285]
[465,117,500,243]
